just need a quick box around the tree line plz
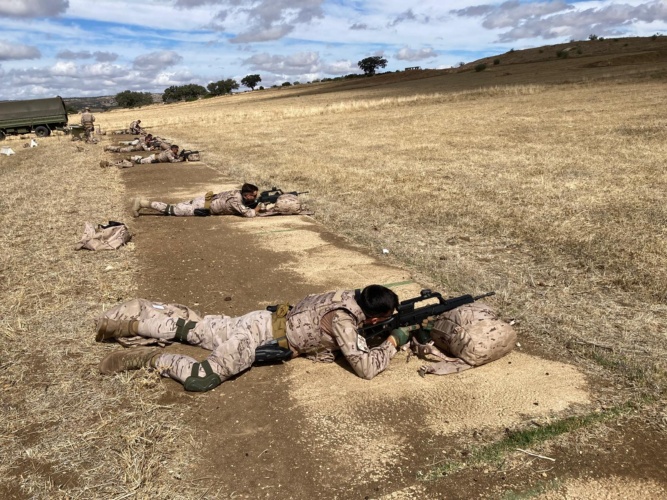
[114,74,262,108]
[114,56,391,108]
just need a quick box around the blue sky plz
[0,0,665,100]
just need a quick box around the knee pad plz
[183,360,222,392]
[174,318,197,341]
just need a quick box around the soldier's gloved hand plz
[194,208,211,217]
[389,327,411,348]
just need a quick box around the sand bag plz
[74,221,131,251]
[421,302,516,376]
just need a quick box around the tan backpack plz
[261,194,314,216]
[419,302,517,376]
[74,221,131,251]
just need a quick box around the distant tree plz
[474,63,487,72]
[258,86,265,90]
[588,34,598,40]
[207,79,239,96]
[357,56,388,76]
[241,74,262,90]
[65,105,79,114]
[162,84,208,102]
[281,81,292,87]
[115,90,153,108]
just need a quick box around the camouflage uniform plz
[129,121,143,134]
[105,141,151,153]
[99,290,397,387]
[80,111,95,142]
[149,189,259,217]
[134,149,182,164]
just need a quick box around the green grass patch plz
[425,402,640,480]
[502,480,562,500]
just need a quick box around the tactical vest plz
[157,150,174,162]
[285,290,365,353]
[211,190,247,215]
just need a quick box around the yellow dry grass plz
[0,135,197,498]
[100,75,667,396]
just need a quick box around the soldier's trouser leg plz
[149,196,205,216]
[105,146,121,152]
[151,311,273,385]
[138,156,155,164]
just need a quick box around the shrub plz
[475,63,487,72]
[493,58,500,65]
[556,49,569,59]
[281,82,292,87]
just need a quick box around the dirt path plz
[117,154,664,498]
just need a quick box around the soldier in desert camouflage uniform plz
[97,285,404,392]
[129,120,144,134]
[80,107,95,142]
[132,183,267,218]
[132,144,183,164]
[104,134,155,153]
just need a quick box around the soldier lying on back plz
[96,285,404,392]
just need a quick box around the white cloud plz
[0,0,69,18]
[452,0,667,42]
[50,61,77,77]
[243,51,321,72]
[395,47,438,61]
[0,40,41,60]
[133,50,183,73]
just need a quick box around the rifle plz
[257,187,309,205]
[179,149,200,161]
[361,289,496,342]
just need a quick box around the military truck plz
[0,96,69,140]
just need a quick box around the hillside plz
[63,35,667,112]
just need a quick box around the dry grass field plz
[101,49,667,398]
[1,36,666,498]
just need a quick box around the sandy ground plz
[110,146,630,498]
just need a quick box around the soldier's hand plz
[389,328,410,347]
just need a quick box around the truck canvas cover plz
[0,97,67,122]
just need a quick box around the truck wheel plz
[0,130,5,141]
[34,126,50,137]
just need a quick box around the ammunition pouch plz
[203,191,214,210]
[194,208,211,217]
[183,360,222,392]
[268,303,292,349]
[254,340,293,365]
[174,318,197,342]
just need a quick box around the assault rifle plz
[361,289,496,341]
[258,187,309,205]
[179,149,200,161]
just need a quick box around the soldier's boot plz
[132,198,151,217]
[95,317,139,342]
[99,347,160,375]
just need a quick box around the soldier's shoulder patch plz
[356,334,369,353]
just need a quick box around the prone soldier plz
[104,134,155,153]
[132,144,183,164]
[96,285,403,392]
